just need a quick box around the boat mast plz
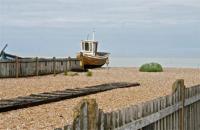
[87,34,89,40]
[92,29,95,41]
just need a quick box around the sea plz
[109,57,200,68]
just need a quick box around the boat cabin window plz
[85,42,89,51]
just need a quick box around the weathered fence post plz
[172,79,185,130]
[180,80,185,130]
[35,57,39,76]
[64,125,72,130]
[65,58,68,72]
[68,57,71,71]
[53,57,56,76]
[15,57,19,78]
[73,99,99,130]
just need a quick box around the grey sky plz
[0,0,200,58]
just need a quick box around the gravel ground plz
[0,67,200,130]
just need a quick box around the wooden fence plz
[0,57,82,78]
[54,79,200,130]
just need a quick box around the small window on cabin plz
[61,61,63,66]
[45,61,47,66]
[85,42,89,51]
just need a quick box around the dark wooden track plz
[0,82,140,113]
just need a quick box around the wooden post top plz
[73,98,98,130]
[172,79,185,93]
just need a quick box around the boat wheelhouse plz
[77,32,109,69]
[81,40,98,56]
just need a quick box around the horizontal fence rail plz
[54,79,200,130]
[0,57,82,78]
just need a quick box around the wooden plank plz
[198,100,200,129]
[160,98,164,130]
[195,87,198,130]
[116,100,183,130]
[194,100,197,130]
[115,110,120,128]
[153,99,159,130]
[15,57,19,78]
[98,109,104,130]
[118,109,123,127]
[35,57,39,76]
[53,57,56,76]
[188,89,192,130]
[163,97,167,130]
[175,87,179,130]
[178,80,185,130]
[125,107,130,124]
[166,95,172,130]
[0,82,139,112]
[106,113,111,130]
[81,102,88,130]
[192,89,195,130]
[150,101,155,130]
[104,113,108,130]
[111,112,116,130]
[74,117,81,130]
[158,98,161,130]
[185,89,189,130]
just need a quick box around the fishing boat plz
[0,44,22,60]
[77,31,110,69]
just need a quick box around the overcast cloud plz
[0,0,200,58]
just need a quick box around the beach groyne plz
[54,79,200,130]
[0,57,82,78]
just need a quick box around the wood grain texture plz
[0,82,139,112]
[0,57,82,78]
[55,80,200,130]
